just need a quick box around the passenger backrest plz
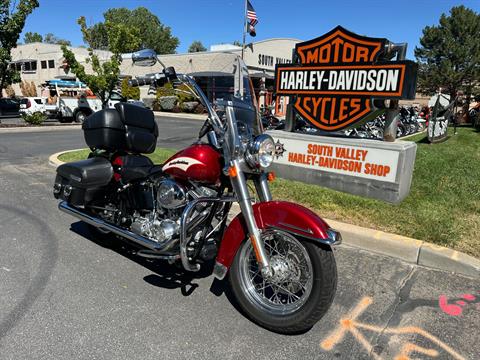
[115,103,158,154]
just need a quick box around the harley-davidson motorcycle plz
[53,50,341,334]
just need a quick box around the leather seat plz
[115,154,154,182]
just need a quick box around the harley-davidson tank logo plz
[275,26,417,131]
[162,157,203,172]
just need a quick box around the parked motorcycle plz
[260,105,284,130]
[53,50,340,334]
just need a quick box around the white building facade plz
[9,39,301,114]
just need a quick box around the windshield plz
[202,56,262,137]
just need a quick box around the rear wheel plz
[229,229,337,334]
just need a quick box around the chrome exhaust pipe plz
[58,201,173,252]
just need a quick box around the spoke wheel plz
[229,229,337,334]
[239,230,313,315]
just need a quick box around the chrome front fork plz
[230,160,272,275]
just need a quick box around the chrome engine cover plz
[131,215,179,243]
[157,179,187,209]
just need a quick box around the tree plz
[188,41,207,53]
[5,85,15,97]
[415,6,480,101]
[44,32,71,46]
[86,7,179,54]
[121,77,140,100]
[0,0,39,98]
[24,31,42,43]
[232,40,242,47]
[62,16,141,108]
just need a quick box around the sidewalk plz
[153,111,207,121]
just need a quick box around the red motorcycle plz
[53,50,340,334]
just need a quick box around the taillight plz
[26,100,31,108]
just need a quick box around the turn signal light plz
[228,166,238,178]
[267,172,276,182]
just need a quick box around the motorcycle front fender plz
[214,201,341,278]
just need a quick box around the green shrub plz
[121,77,140,100]
[155,83,195,104]
[176,83,195,104]
[21,111,47,125]
[156,83,175,97]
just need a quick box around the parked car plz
[126,99,146,108]
[19,97,46,115]
[0,98,20,117]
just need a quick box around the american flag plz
[247,0,258,27]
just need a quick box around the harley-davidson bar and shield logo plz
[275,26,418,131]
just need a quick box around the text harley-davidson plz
[54,50,341,334]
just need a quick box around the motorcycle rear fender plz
[213,201,341,279]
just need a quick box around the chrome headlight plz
[246,134,275,169]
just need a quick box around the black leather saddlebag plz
[54,157,113,206]
[83,103,158,154]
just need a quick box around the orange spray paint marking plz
[394,343,439,360]
[321,296,466,360]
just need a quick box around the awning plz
[249,72,274,79]
[10,59,37,64]
[54,75,76,80]
[187,71,233,77]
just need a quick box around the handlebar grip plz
[128,74,169,88]
[128,77,154,87]
[128,78,152,87]
[198,119,211,138]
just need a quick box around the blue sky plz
[21,0,480,59]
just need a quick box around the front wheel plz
[229,229,337,334]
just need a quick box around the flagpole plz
[242,0,247,59]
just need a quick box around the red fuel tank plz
[162,144,222,184]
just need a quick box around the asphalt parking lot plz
[0,117,479,360]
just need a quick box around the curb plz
[0,125,81,133]
[325,218,479,278]
[153,111,207,121]
[50,149,480,279]
[48,148,85,167]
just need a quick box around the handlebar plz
[198,119,211,139]
[128,74,167,88]
[128,77,154,87]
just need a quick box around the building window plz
[48,60,55,69]
[21,61,37,73]
[41,60,47,69]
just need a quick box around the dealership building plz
[8,38,300,115]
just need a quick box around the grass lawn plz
[58,127,480,257]
[58,148,175,164]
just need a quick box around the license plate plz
[20,104,26,109]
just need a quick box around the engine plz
[129,178,217,245]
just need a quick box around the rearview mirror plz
[132,49,157,67]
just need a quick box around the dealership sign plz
[268,130,417,204]
[275,26,418,131]
[277,138,399,183]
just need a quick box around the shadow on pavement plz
[69,221,216,297]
